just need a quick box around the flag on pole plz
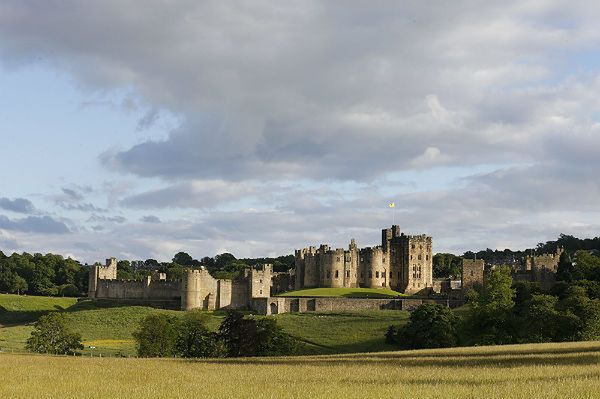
[389,202,395,208]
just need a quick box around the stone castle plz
[88,258,272,311]
[295,225,433,294]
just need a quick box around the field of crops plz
[1,341,599,399]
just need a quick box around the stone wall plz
[254,296,464,315]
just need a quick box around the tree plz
[464,266,516,345]
[175,311,225,358]
[173,252,194,266]
[519,294,561,342]
[25,313,83,355]
[218,310,258,357]
[254,318,297,356]
[133,314,179,357]
[395,303,458,349]
[555,251,574,282]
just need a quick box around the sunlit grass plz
[1,341,600,399]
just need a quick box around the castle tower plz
[181,269,203,311]
[462,258,484,292]
[88,257,118,299]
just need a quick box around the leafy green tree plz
[464,266,516,345]
[173,252,194,266]
[519,294,561,342]
[555,251,574,282]
[133,314,179,357]
[432,253,462,278]
[176,311,225,358]
[218,310,258,357]
[25,313,83,355]
[255,318,298,356]
[395,303,458,349]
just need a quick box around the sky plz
[1,1,600,263]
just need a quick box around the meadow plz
[0,294,404,355]
[1,341,600,399]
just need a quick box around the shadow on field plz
[192,345,600,369]
[0,306,47,325]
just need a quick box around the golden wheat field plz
[1,341,600,399]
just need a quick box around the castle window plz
[336,257,340,262]
[426,255,429,261]
[383,258,386,263]
[335,270,339,278]
[389,272,392,278]
[259,279,262,284]
[411,244,415,249]
[376,271,380,278]
[418,254,422,260]
[346,270,350,278]
[410,255,413,260]
[471,270,474,277]
[260,290,263,294]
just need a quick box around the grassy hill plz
[0,294,406,355]
[1,341,600,398]
[277,287,406,298]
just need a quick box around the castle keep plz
[294,225,433,294]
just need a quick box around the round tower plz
[181,270,202,311]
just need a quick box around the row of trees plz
[0,251,88,296]
[0,248,295,297]
[388,257,600,349]
[134,310,297,358]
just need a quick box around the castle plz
[294,225,433,294]
[88,258,272,311]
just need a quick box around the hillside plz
[1,341,599,398]
[0,294,406,355]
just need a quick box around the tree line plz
[387,250,600,349]
[0,249,294,297]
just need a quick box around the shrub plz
[176,311,225,358]
[133,313,179,357]
[396,303,458,349]
[25,313,83,355]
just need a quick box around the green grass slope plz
[0,294,408,356]
[277,287,406,298]
[1,341,600,399]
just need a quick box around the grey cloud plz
[140,215,161,223]
[121,180,256,209]
[0,197,35,214]
[87,214,126,224]
[4,1,600,182]
[0,215,70,234]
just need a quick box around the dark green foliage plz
[384,325,397,344]
[219,310,297,357]
[0,252,86,296]
[218,310,259,357]
[463,266,516,345]
[173,252,194,266]
[175,311,225,358]
[133,314,179,357]
[556,252,574,282]
[394,303,458,349]
[255,318,298,356]
[432,253,462,278]
[25,313,83,355]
